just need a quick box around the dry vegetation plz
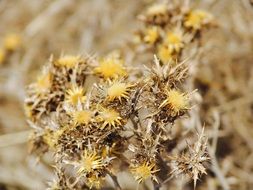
[0,0,253,190]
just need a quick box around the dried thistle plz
[170,129,209,189]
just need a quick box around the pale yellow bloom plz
[55,55,81,68]
[185,10,213,30]
[158,45,172,63]
[165,31,184,52]
[77,149,103,174]
[65,85,86,106]
[4,33,21,51]
[144,27,159,44]
[97,107,123,129]
[159,89,188,114]
[131,161,158,183]
[94,56,126,79]
[106,80,132,102]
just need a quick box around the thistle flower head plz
[71,110,92,126]
[86,174,104,189]
[184,10,213,30]
[158,45,172,63]
[4,33,21,51]
[65,85,86,106]
[43,128,66,149]
[165,31,184,52]
[35,72,51,93]
[130,161,158,183]
[144,27,159,44]
[77,149,103,174]
[55,55,81,68]
[159,89,188,114]
[94,55,126,79]
[97,107,123,129]
[106,80,132,102]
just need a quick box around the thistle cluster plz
[25,2,213,190]
[134,2,213,63]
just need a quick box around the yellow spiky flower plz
[35,72,51,93]
[71,110,92,126]
[4,33,21,51]
[77,149,103,174]
[106,80,132,102]
[0,49,5,65]
[184,10,213,30]
[55,55,81,68]
[159,89,188,114]
[86,174,104,189]
[130,161,158,183]
[94,55,126,79]
[43,127,67,149]
[65,85,86,106]
[97,107,123,129]
[165,31,184,53]
[144,27,159,44]
[157,45,172,63]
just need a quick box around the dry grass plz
[0,0,253,190]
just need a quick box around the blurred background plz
[0,0,253,189]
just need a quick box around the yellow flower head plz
[144,27,159,44]
[106,80,132,102]
[77,149,103,174]
[86,174,104,189]
[165,31,184,53]
[36,72,51,93]
[146,3,167,16]
[55,55,81,68]
[159,89,188,114]
[94,55,126,79]
[131,161,158,183]
[158,45,172,63]
[97,107,123,129]
[71,110,92,126]
[4,33,21,51]
[0,49,6,64]
[65,85,86,106]
[43,127,66,149]
[184,10,213,30]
